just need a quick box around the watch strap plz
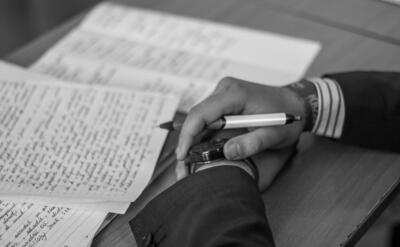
[187,158,259,183]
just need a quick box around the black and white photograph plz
[0,0,399,246]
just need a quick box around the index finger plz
[176,90,245,160]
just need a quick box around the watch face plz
[185,139,228,165]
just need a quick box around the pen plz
[158,113,302,131]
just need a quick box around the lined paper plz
[32,2,321,113]
[0,62,130,213]
[0,199,106,247]
[81,2,320,75]
[0,79,178,201]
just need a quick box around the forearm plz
[325,71,400,152]
[130,166,275,247]
[289,71,400,152]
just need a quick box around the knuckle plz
[189,103,206,119]
[220,76,235,85]
[217,77,238,90]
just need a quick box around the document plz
[0,199,106,247]
[0,60,177,246]
[32,2,321,112]
[31,48,214,112]
[81,2,320,77]
[0,79,178,202]
[0,61,130,213]
[0,194,129,214]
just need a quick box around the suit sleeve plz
[130,166,275,247]
[325,71,400,152]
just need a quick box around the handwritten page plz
[31,30,292,112]
[0,61,130,213]
[81,2,320,77]
[0,199,106,247]
[34,29,295,84]
[32,48,214,112]
[0,79,178,201]
[0,194,129,214]
[32,2,320,112]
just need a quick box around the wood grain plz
[6,0,400,246]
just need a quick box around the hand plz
[176,77,306,161]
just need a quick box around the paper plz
[0,62,130,213]
[0,199,106,247]
[81,2,320,76]
[32,48,214,112]
[32,2,320,112]
[0,79,178,202]
[0,194,129,214]
[34,29,294,84]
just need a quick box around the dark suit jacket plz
[130,72,400,247]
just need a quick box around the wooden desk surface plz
[260,0,400,42]
[6,0,400,247]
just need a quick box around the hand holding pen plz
[173,77,308,161]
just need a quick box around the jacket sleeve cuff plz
[307,77,345,139]
[130,166,273,247]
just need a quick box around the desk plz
[6,0,400,246]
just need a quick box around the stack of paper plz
[0,61,178,246]
[31,2,320,112]
[1,2,320,246]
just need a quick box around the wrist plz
[285,79,318,132]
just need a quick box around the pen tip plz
[159,121,175,130]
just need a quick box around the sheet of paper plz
[32,2,320,113]
[0,61,129,213]
[0,199,106,247]
[0,79,178,201]
[81,2,320,78]
[33,29,298,85]
[31,29,298,112]
[0,194,129,214]
[32,48,214,112]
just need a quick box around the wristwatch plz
[184,139,259,182]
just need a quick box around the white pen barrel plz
[224,113,287,129]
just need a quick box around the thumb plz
[223,128,281,160]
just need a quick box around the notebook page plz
[0,61,130,213]
[81,2,320,78]
[31,29,305,112]
[32,29,300,85]
[0,194,129,214]
[31,49,214,112]
[0,79,178,201]
[0,199,106,247]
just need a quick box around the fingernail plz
[225,142,241,160]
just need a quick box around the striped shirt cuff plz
[308,77,345,139]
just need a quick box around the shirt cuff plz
[307,77,345,139]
